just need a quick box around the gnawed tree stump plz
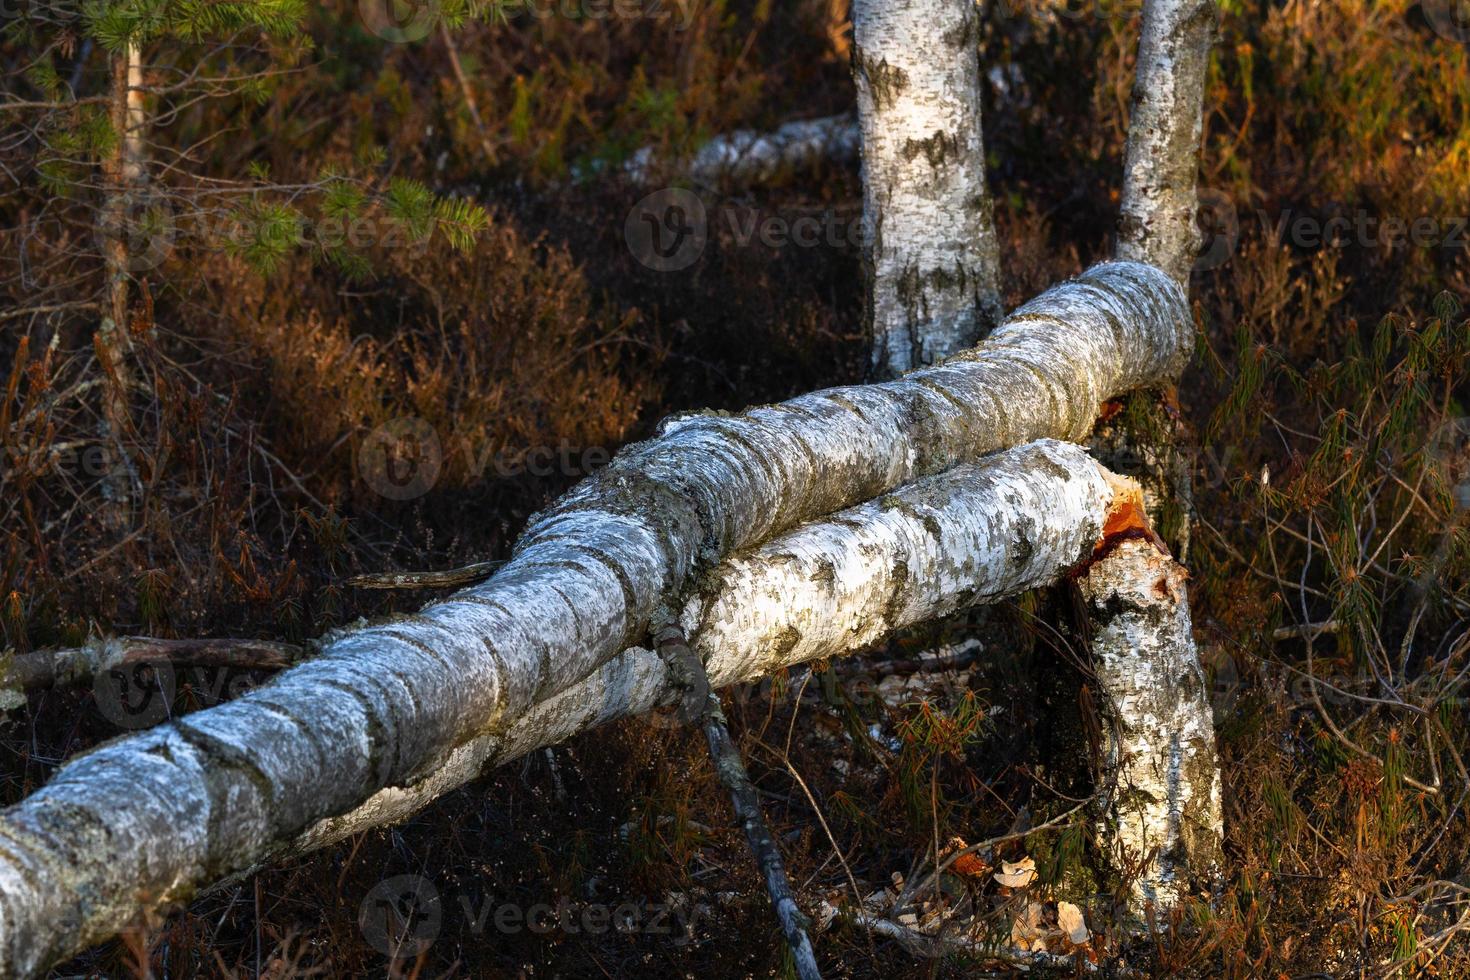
[1074,489,1224,910]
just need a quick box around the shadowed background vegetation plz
[1,0,1468,975]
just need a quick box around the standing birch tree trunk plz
[1086,3,1223,906]
[1116,0,1217,283]
[1102,0,1218,558]
[96,42,146,526]
[852,0,1003,375]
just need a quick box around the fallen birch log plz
[622,113,860,187]
[0,439,1126,974]
[0,259,1191,974]
[285,439,1122,859]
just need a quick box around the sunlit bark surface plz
[853,0,1004,373]
[1079,535,1224,909]
[1116,0,1217,282]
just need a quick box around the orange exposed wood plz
[1070,490,1171,579]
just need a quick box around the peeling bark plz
[624,114,859,186]
[1115,0,1218,283]
[1075,526,1223,911]
[853,0,1003,374]
[0,260,1189,976]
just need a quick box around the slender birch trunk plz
[0,262,1191,975]
[853,0,1004,375]
[1075,523,1223,910]
[1068,1,1222,910]
[100,44,144,330]
[1105,0,1218,554]
[1115,0,1217,283]
[0,441,1132,974]
[96,43,146,525]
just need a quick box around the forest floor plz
[3,0,1469,976]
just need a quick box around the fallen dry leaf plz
[1057,900,1089,945]
[1010,900,1048,950]
[993,855,1036,888]
[941,837,990,879]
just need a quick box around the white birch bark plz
[624,114,860,186]
[95,41,147,531]
[0,261,1190,975]
[1076,534,1223,910]
[1115,0,1218,283]
[0,441,1125,975]
[853,0,1003,374]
